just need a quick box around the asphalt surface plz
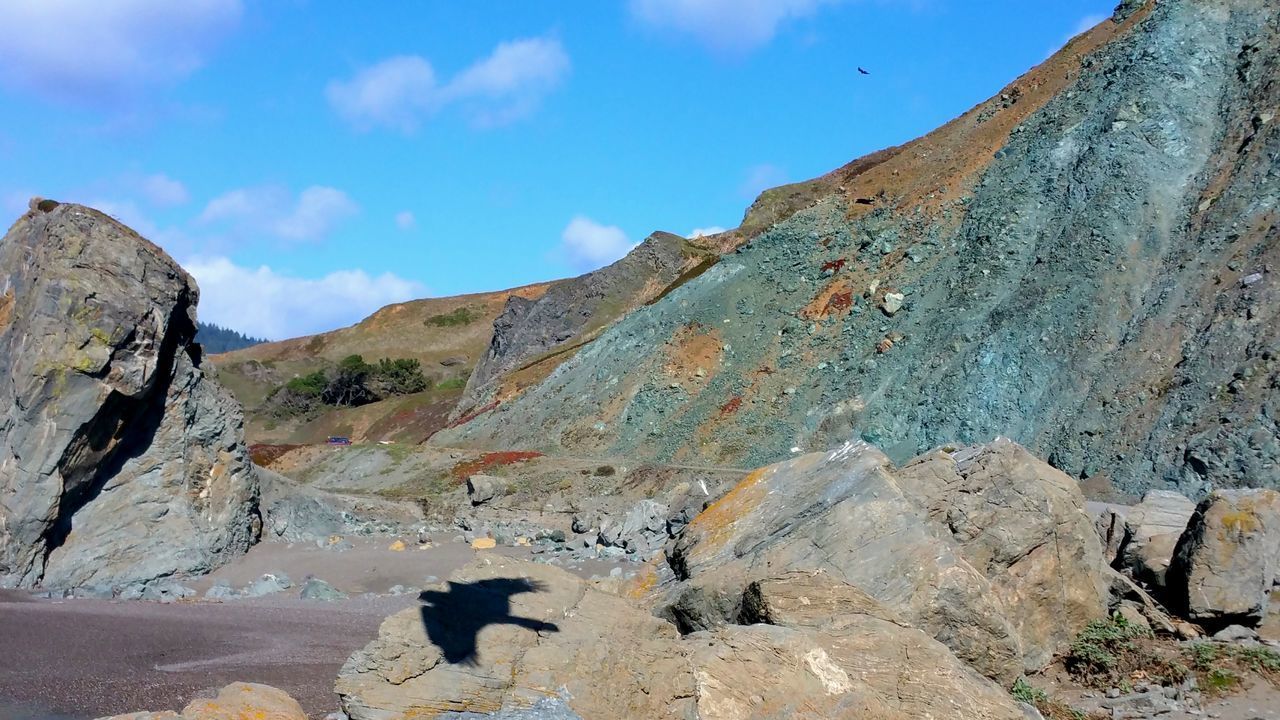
[0,592,414,719]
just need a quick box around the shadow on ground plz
[418,578,559,665]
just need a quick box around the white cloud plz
[688,226,727,238]
[184,256,427,340]
[559,216,636,271]
[0,0,242,104]
[630,0,838,52]
[325,55,438,133]
[140,173,190,206]
[1048,13,1109,57]
[395,211,416,230]
[740,163,788,198]
[197,185,359,242]
[326,36,570,132]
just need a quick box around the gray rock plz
[1116,490,1196,590]
[467,475,500,506]
[141,582,195,603]
[0,203,260,590]
[570,514,593,534]
[300,577,347,601]
[205,582,240,600]
[1167,488,1280,628]
[245,573,292,597]
[1211,624,1258,642]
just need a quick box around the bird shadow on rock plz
[418,577,559,666]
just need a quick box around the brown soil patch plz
[801,278,856,320]
[663,323,723,382]
[450,450,545,481]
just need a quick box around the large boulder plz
[1166,488,1280,628]
[665,439,1108,682]
[0,203,260,590]
[1114,490,1196,590]
[96,682,306,720]
[897,439,1110,670]
[336,557,1028,720]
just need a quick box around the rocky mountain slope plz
[0,201,260,590]
[437,0,1280,498]
[454,231,716,420]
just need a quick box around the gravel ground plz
[0,591,414,719]
[0,538,633,720]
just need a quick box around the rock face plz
[0,203,260,589]
[436,0,1280,498]
[1166,488,1280,628]
[1114,490,1196,590]
[664,439,1107,683]
[96,682,306,720]
[336,557,1028,720]
[454,231,716,420]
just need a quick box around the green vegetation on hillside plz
[268,354,430,417]
[424,306,478,327]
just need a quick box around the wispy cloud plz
[184,256,426,340]
[0,0,242,105]
[197,185,359,242]
[559,215,636,271]
[326,36,570,132]
[739,163,788,198]
[395,211,416,230]
[688,226,727,238]
[630,0,840,53]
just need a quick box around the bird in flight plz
[858,67,870,75]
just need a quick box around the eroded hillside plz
[436,0,1280,498]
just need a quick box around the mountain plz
[208,283,556,445]
[196,321,267,354]
[434,0,1280,499]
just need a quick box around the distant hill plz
[197,322,267,354]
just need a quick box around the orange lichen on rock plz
[685,467,771,555]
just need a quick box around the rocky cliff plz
[437,0,1280,498]
[454,231,716,419]
[0,201,260,590]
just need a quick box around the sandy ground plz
[0,539,630,720]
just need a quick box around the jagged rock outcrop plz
[453,231,716,420]
[0,202,260,590]
[663,439,1107,683]
[336,557,1029,720]
[436,0,1280,498]
[1165,488,1280,628]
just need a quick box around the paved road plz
[0,592,413,719]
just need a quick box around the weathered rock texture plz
[1114,490,1197,590]
[0,203,259,589]
[663,439,1107,683]
[436,0,1280,498]
[454,231,716,420]
[336,557,1028,720]
[1166,488,1280,628]
[96,682,306,720]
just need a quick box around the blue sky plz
[0,0,1113,339]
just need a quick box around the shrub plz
[425,307,478,327]
[374,357,429,395]
[286,371,328,397]
[1065,614,1186,688]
